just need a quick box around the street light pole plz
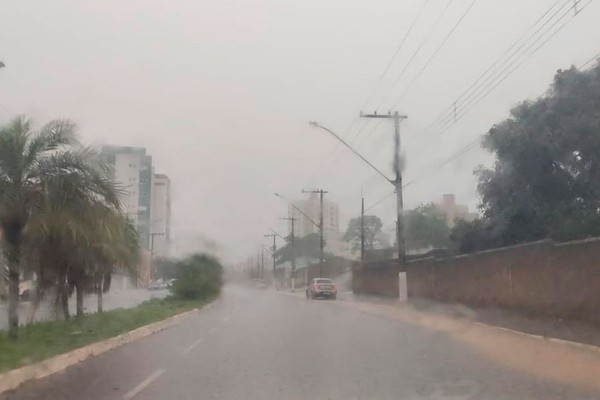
[309,118,407,263]
[360,111,407,263]
[302,189,328,277]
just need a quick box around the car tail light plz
[332,284,337,291]
[315,285,321,290]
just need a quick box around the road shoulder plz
[0,301,215,394]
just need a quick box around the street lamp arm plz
[274,193,320,229]
[308,121,392,186]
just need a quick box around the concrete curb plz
[280,290,600,355]
[0,302,215,394]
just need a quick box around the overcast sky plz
[1,0,599,263]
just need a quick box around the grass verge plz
[0,296,211,373]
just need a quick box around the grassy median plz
[0,296,211,373]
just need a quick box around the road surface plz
[2,285,597,399]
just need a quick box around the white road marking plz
[123,369,165,399]
[182,338,204,354]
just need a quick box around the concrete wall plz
[296,258,352,287]
[353,259,401,298]
[406,238,600,321]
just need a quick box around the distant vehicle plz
[20,280,34,301]
[306,278,337,300]
[253,278,268,289]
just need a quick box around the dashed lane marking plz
[182,338,204,355]
[123,369,165,399]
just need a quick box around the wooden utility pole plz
[264,234,277,275]
[361,197,365,262]
[302,189,328,277]
[360,111,407,263]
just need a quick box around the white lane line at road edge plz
[123,369,165,400]
[182,338,204,354]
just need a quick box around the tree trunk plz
[61,287,70,320]
[7,267,19,340]
[75,283,84,318]
[97,279,103,313]
[5,226,22,341]
[26,286,42,324]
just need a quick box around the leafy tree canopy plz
[405,203,450,250]
[452,62,600,253]
[343,215,384,254]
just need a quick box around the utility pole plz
[361,197,365,262]
[279,217,296,290]
[264,234,277,274]
[302,189,328,277]
[360,111,408,263]
[261,244,268,278]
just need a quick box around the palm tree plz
[0,116,77,339]
[88,209,139,313]
[0,116,124,338]
[25,146,131,320]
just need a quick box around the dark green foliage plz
[405,203,450,250]
[170,254,223,300]
[343,215,383,254]
[274,233,327,264]
[452,61,600,254]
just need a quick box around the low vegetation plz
[0,253,223,372]
[0,298,204,372]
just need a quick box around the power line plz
[428,0,568,132]
[357,0,477,148]
[306,1,434,182]
[390,0,479,109]
[432,0,582,136]
[436,0,593,137]
[352,0,454,147]
[358,0,433,116]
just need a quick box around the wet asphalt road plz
[2,285,597,400]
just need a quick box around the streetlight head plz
[274,193,280,197]
[309,121,318,127]
[0,61,5,68]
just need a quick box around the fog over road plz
[3,285,596,400]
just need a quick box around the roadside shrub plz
[170,254,223,300]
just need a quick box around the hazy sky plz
[1,0,599,263]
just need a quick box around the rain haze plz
[5,1,600,399]
[1,0,598,262]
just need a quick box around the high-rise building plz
[151,174,171,257]
[101,145,154,249]
[434,193,477,227]
[288,193,339,238]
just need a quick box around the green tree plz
[473,62,600,249]
[274,233,329,264]
[0,117,77,339]
[0,117,132,337]
[405,203,450,250]
[343,215,383,254]
[171,254,223,300]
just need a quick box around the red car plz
[306,278,337,300]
